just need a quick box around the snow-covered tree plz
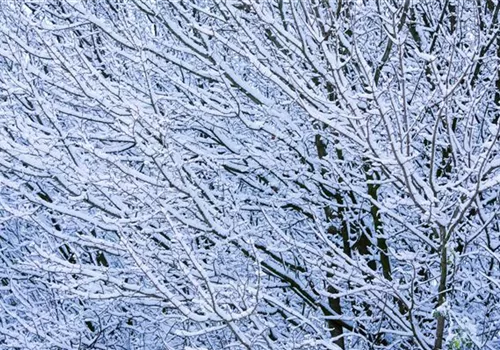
[0,1,499,349]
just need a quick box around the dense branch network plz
[0,1,499,349]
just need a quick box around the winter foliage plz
[0,1,499,349]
